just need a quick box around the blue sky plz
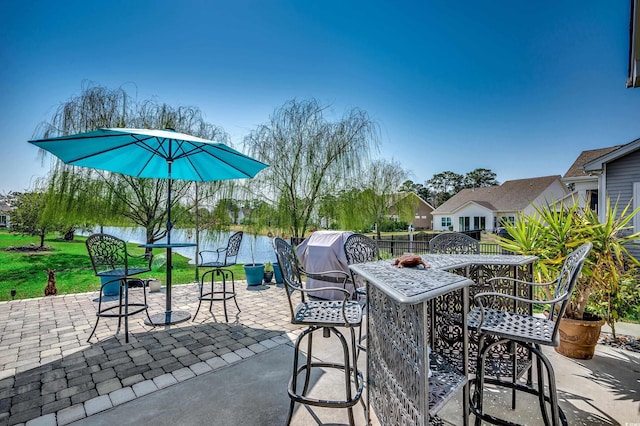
[1,1,639,194]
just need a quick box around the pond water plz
[82,226,278,265]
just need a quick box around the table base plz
[146,310,191,325]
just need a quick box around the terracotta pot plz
[556,314,604,360]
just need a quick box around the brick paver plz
[0,282,299,425]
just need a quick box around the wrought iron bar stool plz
[194,231,243,322]
[468,242,592,426]
[86,233,154,343]
[343,233,380,359]
[273,237,364,426]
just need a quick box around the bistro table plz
[349,260,473,426]
[139,242,197,325]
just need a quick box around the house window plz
[500,216,515,226]
[0,216,5,227]
[473,216,486,230]
[586,190,598,213]
[459,216,470,231]
[441,217,451,228]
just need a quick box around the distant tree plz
[9,191,50,247]
[342,160,416,238]
[426,171,464,207]
[317,193,339,229]
[243,99,379,239]
[399,180,417,193]
[463,168,499,188]
[399,180,432,204]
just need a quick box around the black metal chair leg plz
[87,316,100,343]
[116,281,124,334]
[302,330,314,396]
[511,341,517,409]
[142,284,154,326]
[535,346,551,426]
[473,333,487,426]
[344,328,356,426]
[231,272,241,312]
[221,274,229,322]
[124,281,130,343]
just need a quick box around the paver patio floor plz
[0,282,299,425]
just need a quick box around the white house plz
[431,176,568,233]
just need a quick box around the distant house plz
[431,176,568,233]
[561,145,621,212]
[583,137,640,258]
[0,203,12,228]
[388,192,435,230]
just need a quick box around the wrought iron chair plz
[194,231,243,322]
[86,233,154,343]
[468,242,592,426]
[429,231,480,254]
[343,233,380,358]
[273,237,364,426]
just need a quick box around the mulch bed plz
[599,332,640,353]
[5,244,51,252]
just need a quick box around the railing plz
[291,231,509,257]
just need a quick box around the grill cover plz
[296,230,354,300]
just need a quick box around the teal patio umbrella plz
[29,128,269,243]
[31,128,269,325]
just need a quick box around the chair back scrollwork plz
[429,232,480,254]
[86,233,152,276]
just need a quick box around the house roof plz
[390,192,435,210]
[564,146,622,178]
[432,175,563,214]
[583,137,640,171]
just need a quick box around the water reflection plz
[83,227,278,265]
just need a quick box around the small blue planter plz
[244,264,265,286]
[273,262,284,284]
[101,276,120,296]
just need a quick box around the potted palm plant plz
[499,197,640,359]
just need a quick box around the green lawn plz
[0,230,245,301]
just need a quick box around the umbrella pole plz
[165,160,173,322]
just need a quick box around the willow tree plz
[337,159,412,238]
[243,99,379,239]
[35,83,230,245]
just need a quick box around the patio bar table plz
[140,242,197,325]
[349,260,473,426]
